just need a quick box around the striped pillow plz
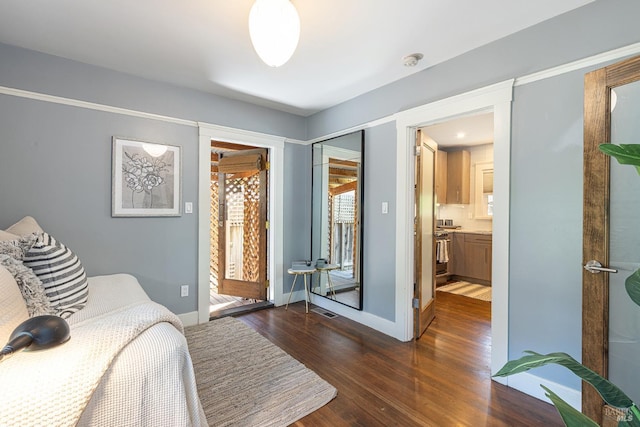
[23,232,89,318]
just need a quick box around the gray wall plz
[0,94,199,313]
[282,142,312,293]
[0,43,307,314]
[509,69,585,389]
[362,123,397,320]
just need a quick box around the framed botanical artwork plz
[112,137,181,217]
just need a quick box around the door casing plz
[198,124,285,324]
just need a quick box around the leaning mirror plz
[311,130,364,310]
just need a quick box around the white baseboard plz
[507,372,581,411]
[178,311,200,327]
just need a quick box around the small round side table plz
[286,266,316,313]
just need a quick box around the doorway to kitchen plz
[414,111,495,340]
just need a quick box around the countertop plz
[438,228,492,235]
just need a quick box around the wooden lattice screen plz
[209,170,219,290]
[210,141,266,300]
[224,174,261,282]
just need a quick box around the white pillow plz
[0,230,18,242]
[0,255,54,317]
[0,265,29,344]
[5,216,44,236]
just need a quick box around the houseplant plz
[493,143,640,426]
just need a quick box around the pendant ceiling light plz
[249,0,300,67]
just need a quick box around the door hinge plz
[265,279,270,289]
[265,221,270,230]
[266,161,270,171]
[415,146,421,156]
[412,298,419,309]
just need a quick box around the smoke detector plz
[403,53,424,67]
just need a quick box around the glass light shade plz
[142,143,168,157]
[249,0,300,67]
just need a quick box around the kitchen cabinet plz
[445,150,470,204]
[450,232,464,275]
[435,150,447,204]
[450,232,492,284]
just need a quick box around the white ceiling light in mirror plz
[249,0,300,67]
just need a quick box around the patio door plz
[583,55,640,424]
[217,148,268,300]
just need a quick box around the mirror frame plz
[310,130,364,310]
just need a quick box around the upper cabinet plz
[435,150,448,204]
[445,149,470,204]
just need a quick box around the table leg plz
[303,273,309,313]
[326,271,336,299]
[285,273,298,310]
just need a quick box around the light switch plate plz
[382,202,389,214]
[185,202,193,214]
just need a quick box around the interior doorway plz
[209,140,273,318]
[414,112,495,340]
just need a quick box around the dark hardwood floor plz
[236,292,563,426]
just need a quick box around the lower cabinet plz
[449,232,492,284]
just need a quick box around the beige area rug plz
[437,281,492,301]
[185,316,337,427]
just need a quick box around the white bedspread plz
[0,274,208,427]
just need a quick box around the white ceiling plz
[422,112,495,148]
[0,0,593,116]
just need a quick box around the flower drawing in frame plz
[112,137,181,217]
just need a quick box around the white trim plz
[197,123,286,324]
[305,116,396,145]
[309,294,400,338]
[177,311,199,327]
[491,99,512,382]
[508,372,581,411]
[0,85,198,127]
[515,41,640,87]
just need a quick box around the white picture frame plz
[112,137,181,217]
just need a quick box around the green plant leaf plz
[540,385,599,427]
[599,144,640,175]
[494,351,633,408]
[625,268,640,307]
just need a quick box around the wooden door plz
[583,55,640,424]
[415,130,437,339]
[435,150,448,204]
[217,148,268,300]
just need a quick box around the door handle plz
[584,260,618,274]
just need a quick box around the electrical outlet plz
[180,284,189,297]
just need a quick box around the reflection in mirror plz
[475,162,493,219]
[311,130,364,310]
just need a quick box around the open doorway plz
[414,111,494,339]
[209,140,273,318]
